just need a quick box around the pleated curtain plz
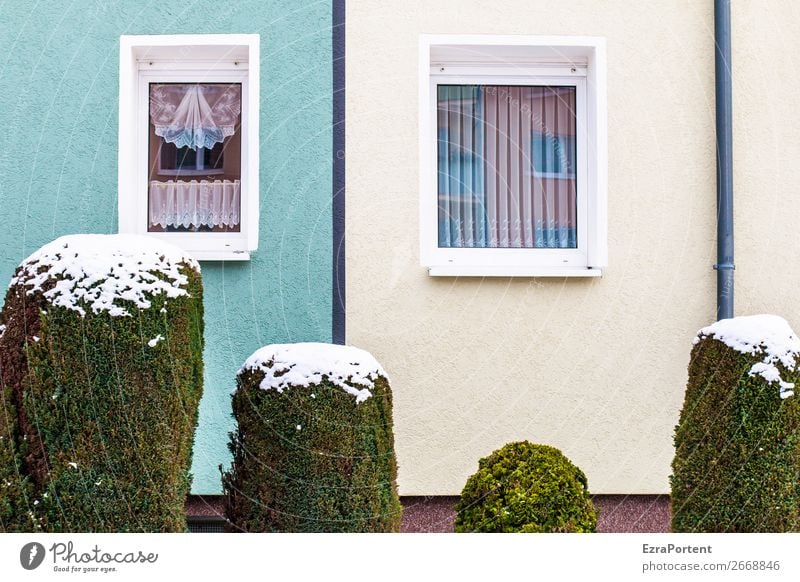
[149,180,241,229]
[437,85,578,249]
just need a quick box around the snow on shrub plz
[454,441,597,533]
[0,234,203,532]
[222,343,402,532]
[671,314,800,532]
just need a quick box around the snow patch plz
[239,342,387,404]
[10,234,199,317]
[695,314,800,399]
[148,335,164,348]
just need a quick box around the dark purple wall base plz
[186,494,671,533]
[400,497,461,533]
[592,495,671,533]
[401,495,670,533]
[186,495,225,519]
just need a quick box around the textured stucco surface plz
[0,0,333,494]
[346,0,724,495]
[731,3,800,325]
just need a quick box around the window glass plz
[148,83,242,233]
[437,85,577,249]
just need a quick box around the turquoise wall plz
[0,1,333,494]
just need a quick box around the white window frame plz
[419,35,607,277]
[119,34,260,261]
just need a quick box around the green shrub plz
[0,320,30,531]
[454,441,597,533]
[222,343,402,532]
[671,315,800,532]
[0,234,203,532]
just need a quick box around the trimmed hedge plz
[671,318,800,532]
[455,441,597,533]
[0,234,203,532]
[0,323,28,531]
[222,343,402,532]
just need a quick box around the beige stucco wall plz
[346,1,796,495]
[733,2,800,321]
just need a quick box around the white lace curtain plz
[150,84,241,150]
[149,180,241,229]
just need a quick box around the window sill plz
[190,250,251,262]
[427,265,602,278]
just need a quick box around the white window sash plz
[136,70,250,255]
[425,74,589,269]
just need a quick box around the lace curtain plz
[149,180,241,229]
[150,84,241,150]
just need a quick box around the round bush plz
[455,441,597,533]
[0,234,203,532]
[222,343,402,532]
[671,315,800,532]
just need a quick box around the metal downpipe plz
[714,0,735,320]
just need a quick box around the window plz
[148,83,241,234]
[119,35,259,260]
[420,36,607,276]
